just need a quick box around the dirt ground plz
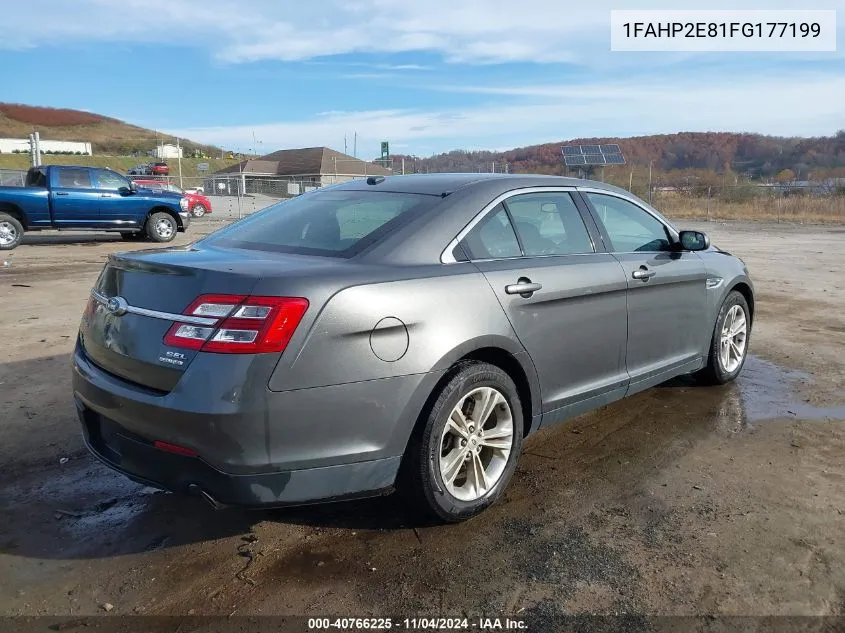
[1,218,844,626]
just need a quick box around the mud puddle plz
[735,356,845,423]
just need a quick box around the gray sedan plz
[73,174,753,522]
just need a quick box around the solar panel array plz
[561,144,625,166]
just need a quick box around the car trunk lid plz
[79,246,278,392]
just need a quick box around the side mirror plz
[678,230,710,251]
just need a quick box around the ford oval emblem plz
[106,296,129,317]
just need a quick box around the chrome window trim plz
[91,290,218,326]
[577,187,680,255]
[440,186,589,264]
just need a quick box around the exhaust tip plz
[186,483,227,510]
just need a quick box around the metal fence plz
[647,184,845,223]
[4,164,845,223]
[0,169,25,187]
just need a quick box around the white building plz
[150,144,183,159]
[0,138,92,155]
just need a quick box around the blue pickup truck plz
[0,165,191,250]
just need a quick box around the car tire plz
[0,213,24,250]
[145,212,177,243]
[191,204,207,218]
[402,361,523,523]
[695,290,751,385]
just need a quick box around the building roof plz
[214,147,392,177]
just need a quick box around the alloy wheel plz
[438,386,514,502]
[719,304,747,373]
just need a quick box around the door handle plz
[505,278,542,297]
[55,192,69,196]
[632,267,656,281]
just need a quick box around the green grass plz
[0,154,241,179]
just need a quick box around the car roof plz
[330,173,629,197]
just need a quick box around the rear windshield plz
[204,190,436,257]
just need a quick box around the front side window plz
[505,192,593,256]
[205,190,436,257]
[461,204,521,260]
[93,169,129,190]
[56,168,92,189]
[585,193,672,253]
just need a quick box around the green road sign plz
[380,141,389,159]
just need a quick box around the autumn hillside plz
[0,103,220,156]
[398,131,845,183]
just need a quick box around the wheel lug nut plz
[460,439,467,447]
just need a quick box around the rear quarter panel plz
[267,263,527,391]
[261,262,537,465]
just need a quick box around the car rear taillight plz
[163,294,308,354]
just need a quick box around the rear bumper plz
[71,341,427,507]
[77,401,399,507]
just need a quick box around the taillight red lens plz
[163,294,309,354]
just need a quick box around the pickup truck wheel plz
[191,204,207,218]
[146,212,177,243]
[0,213,24,250]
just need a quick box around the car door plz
[457,189,630,422]
[580,190,708,393]
[91,169,147,227]
[50,167,100,226]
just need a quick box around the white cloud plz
[169,73,845,155]
[3,0,833,65]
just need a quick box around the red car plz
[132,179,213,217]
[150,162,170,176]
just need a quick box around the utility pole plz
[176,138,183,188]
[401,158,405,175]
[353,132,357,158]
[344,135,348,155]
[648,160,654,204]
[34,131,42,166]
[236,149,244,219]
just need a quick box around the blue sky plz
[2,0,842,158]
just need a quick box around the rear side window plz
[461,204,521,260]
[206,190,436,257]
[26,169,47,188]
[56,168,92,189]
[505,192,594,256]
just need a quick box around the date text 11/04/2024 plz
[308,617,528,630]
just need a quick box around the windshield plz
[204,190,437,257]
